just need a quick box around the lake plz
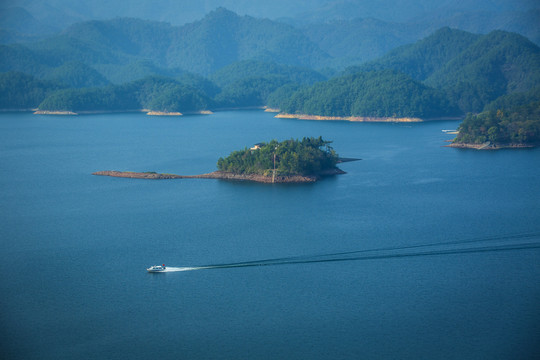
[1,110,539,359]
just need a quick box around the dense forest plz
[273,70,459,118]
[36,76,214,113]
[349,28,540,114]
[0,71,60,109]
[453,100,540,146]
[217,137,339,176]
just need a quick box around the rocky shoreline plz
[92,168,346,183]
[446,142,537,150]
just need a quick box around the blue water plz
[1,111,539,360]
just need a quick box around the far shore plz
[32,109,215,116]
[93,168,347,183]
[275,113,423,122]
[17,108,462,122]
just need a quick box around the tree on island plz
[217,137,339,177]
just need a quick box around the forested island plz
[450,98,540,149]
[94,137,349,183]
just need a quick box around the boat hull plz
[147,265,166,272]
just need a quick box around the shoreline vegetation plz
[449,102,540,149]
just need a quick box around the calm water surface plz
[1,111,539,359]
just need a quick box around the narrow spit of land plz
[92,169,347,183]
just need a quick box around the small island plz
[93,137,354,183]
[448,101,540,150]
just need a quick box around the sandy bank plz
[275,113,423,122]
[146,111,183,116]
[34,110,78,115]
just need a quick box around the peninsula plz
[93,137,353,183]
[448,102,540,150]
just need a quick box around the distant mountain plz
[6,0,328,29]
[274,70,458,118]
[301,18,426,67]
[425,31,540,92]
[295,5,539,69]
[0,9,329,79]
[93,61,186,85]
[2,7,539,117]
[43,61,109,88]
[349,28,540,113]
[351,27,481,81]
[6,0,538,54]
[209,60,326,108]
[425,31,540,113]
[289,0,534,24]
[166,8,329,74]
[408,8,540,45]
[210,60,326,87]
[0,6,59,43]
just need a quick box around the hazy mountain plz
[301,18,426,67]
[289,0,536,24]
[2,7,539,116]
[165,8,329,74]
[425,30,540,111]
[0,6,59,43]
[408,8,540,45]
[8,0,535,25]
[43,61,109,88]
[0,9,329,79]
[350,27,481,81]
[346,28,540,113]
[210,60,326,87]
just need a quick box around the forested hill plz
[0,8,329,79]
[344,28,540,114]
[272,70,459,118]
[349,27,481,82]
[210,60,326,88]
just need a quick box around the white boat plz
[147,264,166,272]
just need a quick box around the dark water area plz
[1,111,539,359]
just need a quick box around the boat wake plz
[163,267,200,272]
[152,232,540,273]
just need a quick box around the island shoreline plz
[92,169,347,183]
[275,113,424,122]
[446,142,538,150]
[13,107,463,122]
